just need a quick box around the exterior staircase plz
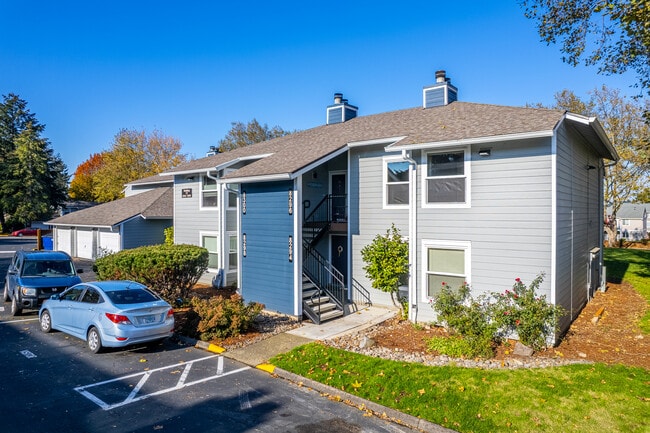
[301,194,371,324]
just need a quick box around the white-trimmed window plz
[201,233,219,270]
[228,233,238,270]
[227,190,237,209]
[422,240,471,299]
[201,175,218,208]
[423,148,469,207]
[384,158,410,207]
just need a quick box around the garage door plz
[99,231,121,255]
[56,229,72,255]
[76,230,94,259]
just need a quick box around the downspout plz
[206,170,225,279]
[225,183,241,292]
[402,150,418,323]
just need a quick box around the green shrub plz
[164,226,174,246]
[431,282,499,358]
[94,244,208,305]
[493,273,565,351]
[431,274,566,355]
[188,294,264,341]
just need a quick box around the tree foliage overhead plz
[551,86,650,243]
[0,94,68,229]
[81,129,187,203]
[520,0,650,97]
[68,152,105,201]
[218,119,291,152]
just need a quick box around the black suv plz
[3,250,83,316]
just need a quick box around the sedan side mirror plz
[50,294,60,300]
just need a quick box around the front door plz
[330,235,348,284]
[330,172,346,222]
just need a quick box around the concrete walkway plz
[226,305,397,366]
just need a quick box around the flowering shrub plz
[431,282,498,358]
[493,273,565,351]
[430,273,566,356]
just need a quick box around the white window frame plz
[421,239,471,302]
[383,156,410,209]
[226,231,238,274]
[421,146,471,208]
[200,231,219,271]
[200,174,219,210]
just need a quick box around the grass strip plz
[271,343,649,433]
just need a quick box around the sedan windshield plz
[104,288,160,304]
[22,260,75,277]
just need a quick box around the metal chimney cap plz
[435,70,447,82]
[334,93,343,104]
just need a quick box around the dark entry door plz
[330,235,347,284]
[330,173,346,222]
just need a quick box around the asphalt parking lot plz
[0,237,420,432]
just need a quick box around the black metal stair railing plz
[303,240,346,309]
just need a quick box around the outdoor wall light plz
[478,149,491,157]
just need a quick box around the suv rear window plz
[104,289,160,304]
[22,260,76,277]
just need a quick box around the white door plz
[76,230,94,259]
[56,229,72,255]
[99,231,121,255]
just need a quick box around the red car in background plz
[11,228,38,236]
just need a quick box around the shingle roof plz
[126,174,174,186]
[47,187,172,228]
[617,203,650,219]
[162,101,614,180]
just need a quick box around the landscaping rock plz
[513,342,534,357]
[359,336,375,349]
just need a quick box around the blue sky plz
[1,1,637,174]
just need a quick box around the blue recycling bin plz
[42,236,53,250]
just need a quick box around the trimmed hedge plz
[94,244,209,304]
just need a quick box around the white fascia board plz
[387,131,554,151]
[223,173,291,184]
[49,223,114,229]
[291,146,349,179]
[162,168,214,177]
[214,153,274,171]
[347,136,407,148]
[564,113,618,161]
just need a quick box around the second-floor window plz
[424,149,468,206]
[384,159,410,207]
[201,175,218,208]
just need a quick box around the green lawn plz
[270,247,650,433]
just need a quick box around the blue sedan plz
[39,281,174,353]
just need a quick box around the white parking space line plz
[0,250,16,254]
[74,354,250,410]
[0,317,39,324]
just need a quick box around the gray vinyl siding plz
[350,138,555,320]
[122,218,171,249]
[350,145,409,307]
[173,176,220,245]
[416,139,554,322]
[554,122,602,333]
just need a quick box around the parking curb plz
[271,367,455,433]
[177,333,454,433]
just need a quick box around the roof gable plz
[47,187,172,228]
